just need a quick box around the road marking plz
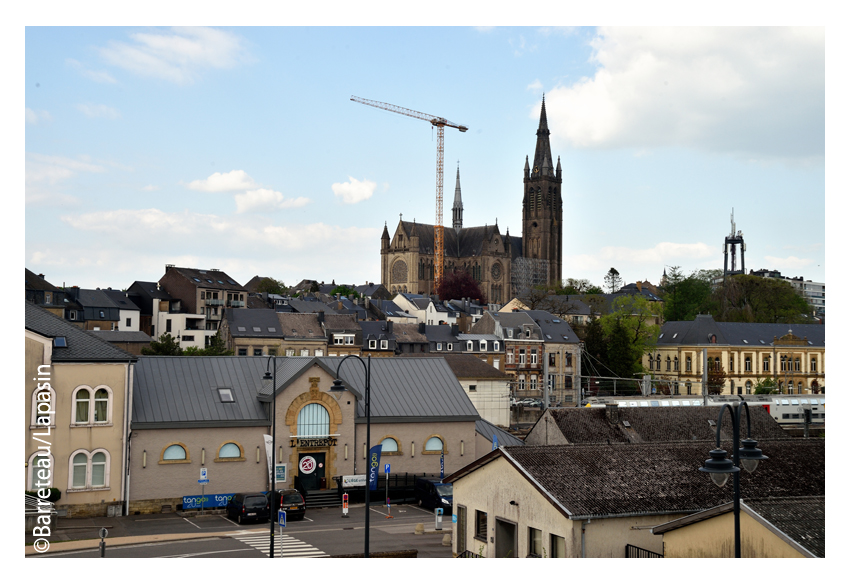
[163,548,259,558]
[229,533,328,557]
[183,517,202,529]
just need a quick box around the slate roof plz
[448,439,824,519]
[101,289,141,311]
[89,330,153,343]
[286,298,339,315]
[531,405,788,445]
[277,313,326,340]
[371,299,415,320]
[657,315,825,347]
[476,418,524,447]
[76,288,118,310]
[25,301,136,362]
[322,314,360,332]
[225,308,283,338]
[400,353,512,380]
[744,496,825,558]
[424,325,460,344]
[25,269,60,292]
[392,323,429,344]
[524,310,581,343]
[132,357,270,428]
[168,267,245,291]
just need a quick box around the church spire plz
[532,95,554,177]
[452,164,463,231]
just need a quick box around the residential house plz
[652,496,824,558]
[472,311,545,399]
[368,299,419,324]
[25,302,137,517]
[157,265,247,332]
[25,269,66,318]
[277,313,328,357]
[101,288,141,331]
[446,439,824,557]
[220,308,284,356]
[127,281,211,351]
[360,321,397,357]
[353,282,392,300]
[524,310,582,405]
[392,293,431,323]
[322,314,362,357]
[128,356,480,511]
[646,315,826,395]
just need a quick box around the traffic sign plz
[278,510,286,527]
[198,479,209,484]
[200,467,208,481]
[384,463,390,474]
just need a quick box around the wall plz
[25,332,131,517]
[460,379,509,428]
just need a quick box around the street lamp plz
[329,354,372,558]
[262,356,277,558]
[698,400,768,557]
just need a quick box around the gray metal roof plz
[476,418,524,447]
[25,301,137,362]
[657,315,825,347]
[524,310,581,343]
[132,356,271,428]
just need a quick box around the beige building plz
[128,355,480,512]
[645,315,826,395]
[25,302,137,518]
[445,439,824,558]
[653,497,824,558]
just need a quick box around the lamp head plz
[738,438,768,474]
[699,448,739,488]
[330,378,346,393]
[263,371,273,381]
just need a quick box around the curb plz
[25,527,266,556]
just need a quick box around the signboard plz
[278,510,286,527]
[342,475,367,488]
[368,445,383,490]
[182,493,235,510]
[263,434,273,488]
[384,463,390,474]
[289,437,338,448]
[274,463,287,484]
[492,434,498,451]
[299,456,317,474]
[200,467,208,481]
[198,479,209,484]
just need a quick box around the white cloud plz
[97,27,250,85]
[26,153,106,185]
[763,255,816,271]
[234,189,310,213]
[331,177,377,204]
[66,58,117,84]
[26,108,52,124]
[76,103,121,119]
[186,170,258,192]
[141,185,160,191]
[527,79,543,92]
[543,27,824,161]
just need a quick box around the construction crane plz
[351,95,467,291]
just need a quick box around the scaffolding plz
[511,257,550,298]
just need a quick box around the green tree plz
[142,333,183,355]
[560,278,603,295]
[600,295,661,377]
[753,376,779,394]
[604,267,622,294]
[712,275,813,323]
[330,285,360,299]
[706,366,728,395]
[256,277,287,295]
[662,266,716,322]
[204,330,233,356]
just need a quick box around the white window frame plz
[467,341,474,351]
[70,385,113,427]
[300,349,309,356]
[334,335,344,345]
[494,341,500,351]
[480,340,487,351]
[315,349,324,356]
[369,340,377,349]
[447,343,453,351]
[67,448,111,492]
[28,451,55,490]
[437,343,443,351]
[380,340,389,350]
[30,384,57,428]
[285,348,295,357]
[531,349,538,365]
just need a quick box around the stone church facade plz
[381,98,563,304]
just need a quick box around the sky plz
[21,16,828,294]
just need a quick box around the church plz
[380,97,563,304]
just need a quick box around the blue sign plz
[278,510,286,527]
[182,493,234,510]
[368,444,383,490]
[198,479,209,484]
[385,463,390,474]
[492,434,498,451]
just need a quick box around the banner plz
[368,444,383,490]
[492,434,499,451]
[263,434,273,489]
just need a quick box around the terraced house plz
[645,315,825,395]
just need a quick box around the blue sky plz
[23,23,826,292]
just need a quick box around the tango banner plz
[368,444,383,490]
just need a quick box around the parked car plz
[413,478,453,511]
[226,492,270,524]
[269,488,306,521]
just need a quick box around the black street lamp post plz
[262,356,277,558]
[698,400,768,558]
[329,355,371,558]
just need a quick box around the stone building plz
[380,98,563,303]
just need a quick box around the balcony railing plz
[229,300,245,307]
[205,298,225,306]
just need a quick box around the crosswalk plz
[229,532,329,557]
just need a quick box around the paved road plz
[29,503,453,559]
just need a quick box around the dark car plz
[226,492,270,524]
[413,478,452,511]
[270,488,306,521]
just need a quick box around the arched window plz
[297,403,330,438]
[91,452,107,487]
[72,453,88,488]
[75,389,90,423]
[381,437,398,453]
[94,389,109,423]
[219,443,241,459]
[424,437,444,452]
[72,385,112,425]
[746,381,753,394]
[163,444,187,460]
[28,451,53,490]
[656,355,661,370]
[666,356,671,372]
[69,449,111,490]
[31,385,56,427]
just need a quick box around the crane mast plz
[351,95,467,292]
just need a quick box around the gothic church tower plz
[522,96,563,284]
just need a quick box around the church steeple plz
[452,165,463,231]
[531,94,555,178]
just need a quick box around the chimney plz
[317,311,324,324]
[605,403,619,425]
[418,322,425,334]
[387,321,393,335]
[365,297,371,309]
[38,273,45,279]
[636,281,642,292]
[451,323,458,336]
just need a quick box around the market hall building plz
[127,356,481,513]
